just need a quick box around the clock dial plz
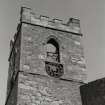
[45,61,64,78]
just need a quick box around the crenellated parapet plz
[20,6,81,34]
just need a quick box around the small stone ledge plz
[20,6,81,34]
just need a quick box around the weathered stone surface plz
[20,23,86,82]
[6,78,18,105]
[18,72,83,105]
[23,64,30,70]
[6,29,21,98]
[21,7,81,34]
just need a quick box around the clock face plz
[45,61,64,78]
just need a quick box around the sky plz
[0,0,105,105]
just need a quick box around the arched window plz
[45,38,60,62]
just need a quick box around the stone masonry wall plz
[20,23,86,82]
[6,26,21,99]
[6,77,18,105]
[18,72,83,105]
[20,7,81,34]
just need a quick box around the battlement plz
[20,6,81,34]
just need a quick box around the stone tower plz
[5,7,87,105]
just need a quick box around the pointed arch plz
[45,36,60,62]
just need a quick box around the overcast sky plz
[0,0,105,105]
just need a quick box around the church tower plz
[5,7,87,105]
